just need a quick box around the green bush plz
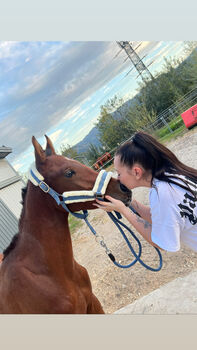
[169,117,184,130]
[156,116,184,138]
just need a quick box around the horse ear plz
[32,136,46,165]
[45,134,56,156]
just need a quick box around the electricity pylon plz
[117,41,154,83]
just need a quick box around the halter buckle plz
[39,181,50,193]
[95,193,104,199]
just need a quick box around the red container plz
[181,104,197,129]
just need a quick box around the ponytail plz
[116,131,197,196]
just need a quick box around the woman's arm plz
[94,195,161,249]
[121,205,154,246]
[131,199,152,224]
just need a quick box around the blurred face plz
[114,155,151,189]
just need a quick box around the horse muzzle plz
[119,182,132,206]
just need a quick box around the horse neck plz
[21,183,74,268]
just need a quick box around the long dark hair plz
[115,131,197,196]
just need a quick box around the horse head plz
[32,135,131,213]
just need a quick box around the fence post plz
[160,116,173,133]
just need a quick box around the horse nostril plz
[120,182,130,193]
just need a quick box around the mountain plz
[73,95,138,154]
[73,95,139,154]
[73,127,102,154]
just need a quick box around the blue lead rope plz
[61,201,162,272]
[106,211,163,271]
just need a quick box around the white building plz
[0,146,25,252]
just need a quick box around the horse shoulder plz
[74,261,92,289]
[73,262,104,314]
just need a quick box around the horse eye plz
[64,169,75,178]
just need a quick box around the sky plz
[0,41,189,174]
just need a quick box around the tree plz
[95,46,197,152]
[96,94,157,151]
[96,111,120,149]
[85,143,103,165]
[96,95,127,149]
[124,101,157,131]
[137,70,183,117]
[181,42,197,88]
[183,41,197,55]
[60,143,78,159]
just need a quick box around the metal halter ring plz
[39,181,50,193]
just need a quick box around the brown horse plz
[93,152,111,170]
[0,135,131,314]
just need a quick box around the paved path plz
[114,270,197,314]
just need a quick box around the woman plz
[94,131,197,252]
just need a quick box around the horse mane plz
[3,234,19,260]
[2,185,28,260]
[21,186,28,205]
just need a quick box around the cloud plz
[103,86,111,93]
[48,129,63,143]
[38,129,64,149]
[21,151,33,160]
[0,41,186,169]
[1,42,123,159]
[62,105,82,121]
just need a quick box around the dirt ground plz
[72,128,197,314]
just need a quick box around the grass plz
[68,214,83,235]
[159,124,186,143]
[154,116,187,143]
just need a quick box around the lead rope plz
[106,211,162,271]
[61,200,162,271]
[83,209,162,271]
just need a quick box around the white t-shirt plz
[149,175,197,252]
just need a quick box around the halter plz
[29,163,113,201]
[29,163,162,271]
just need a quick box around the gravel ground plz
[72,128,197,314]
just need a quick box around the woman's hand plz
[93,195,126,213]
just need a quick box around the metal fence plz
[91,86,197,171]
[144,87,197,134]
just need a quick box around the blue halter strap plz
[29,165,162,271]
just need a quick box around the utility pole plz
[117,41,154,83]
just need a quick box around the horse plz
[0,135,131,314]
[93,152,111,170]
